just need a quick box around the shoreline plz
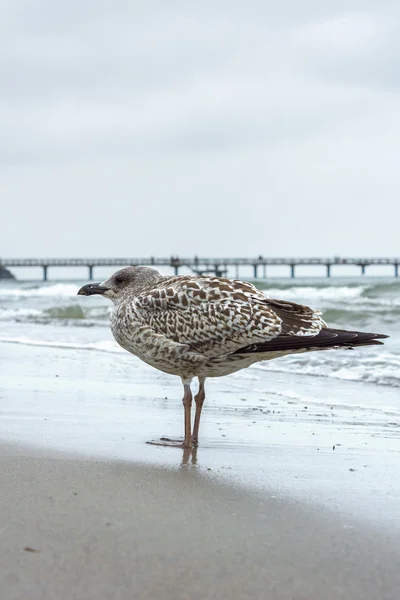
[1,340,400,529]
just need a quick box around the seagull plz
[78,266,388,448]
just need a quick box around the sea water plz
[1,277,399,389]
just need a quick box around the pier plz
[1,257,399,280]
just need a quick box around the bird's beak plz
[77,283,109,296]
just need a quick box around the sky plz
[2,0,400,261]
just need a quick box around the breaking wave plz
[0,304,111,324]
[254,350,400,388]
[1,279,399,299]
[0,283,79,298]
[260,286,364,301]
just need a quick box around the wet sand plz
[2,342,400,526]
[1,441,400,600]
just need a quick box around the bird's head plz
[77,266,162,303]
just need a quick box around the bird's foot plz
[146,438,193,449]
[160,436,199,446]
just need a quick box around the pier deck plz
[1,257,399,280]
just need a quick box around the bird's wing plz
[131,276,326,357]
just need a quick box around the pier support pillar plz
[290,264,295,278]
[263,264,266,279]
[88,265,93,280]
[395,264,399,277]
[253,264,258,279]
[361,265,366,276]
[170,257,180,276]
[43,265,48,281]
[235,264,239,278]
[326,264,331,278]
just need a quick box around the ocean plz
[1,276,399,389]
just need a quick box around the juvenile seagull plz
[78,267,388,448]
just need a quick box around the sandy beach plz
[1,339,400,599]
[2,441,400,600]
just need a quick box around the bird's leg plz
[148,381,193,448]
[182,383,193,448]
[192,378,205,444]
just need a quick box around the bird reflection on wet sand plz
[180,446,198,467]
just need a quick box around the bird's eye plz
[115,276,124,285]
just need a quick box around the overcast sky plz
[2,0,400,260]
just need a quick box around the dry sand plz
[1,441,400,600]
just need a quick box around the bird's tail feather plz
[234,328,389,354]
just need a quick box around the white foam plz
[254,351,400,388]
[0,284,79,297]
[0,308,42,320]
[0,304,111,323]
[262,286,364,301]
[0,336,124,353]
